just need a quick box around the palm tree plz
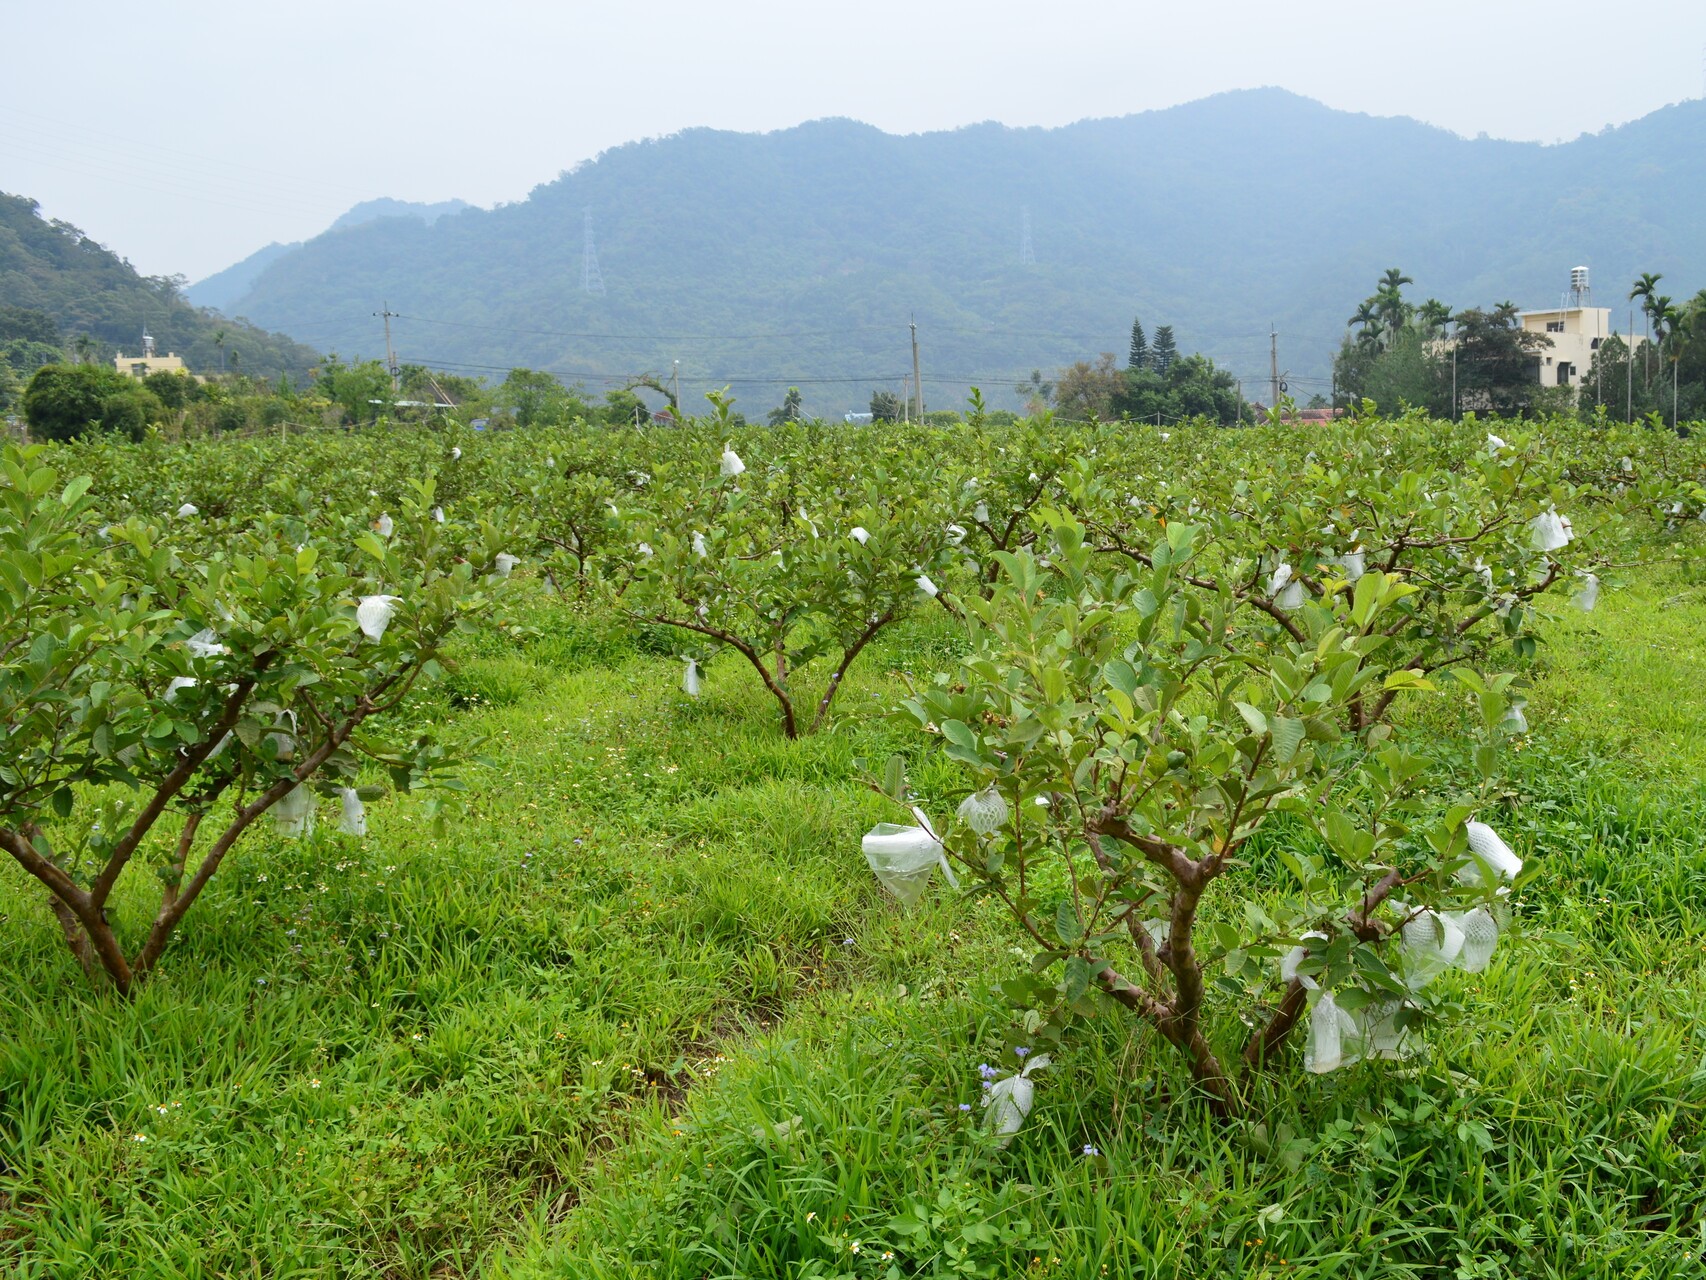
[213,328,228,376]
[1416,299,1452,333]
[1349,300,1380,331]
[1374,270,1414,344]
[1630,273,1662,387]
[1379,268,1414,295]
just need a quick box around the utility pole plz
[1269,328,1279,414]
[1451,346,1458,421]
[1627,308,1634,422]
[910,320,923,422]
[374,302,400,394]
[671,359,680,415]
[1235,379,1243,425]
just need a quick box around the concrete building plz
[113,330,190,380]
[1517,267,1641,392]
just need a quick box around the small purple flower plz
[1014,1046,1031,1059]
[958,1103,972,1112]
[977,1063,997,1081]
[842,937,854,946]
[1082,1144,1100,1157]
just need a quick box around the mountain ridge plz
[195,89,1706,414]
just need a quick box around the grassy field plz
[4,554,1706,1277]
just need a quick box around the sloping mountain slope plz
[206,89,1706,414]
[188,199,473,314]
[0,193,320,380]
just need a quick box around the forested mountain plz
[0,194,321,381]
[188,198,472,313]
[196,89,1706,416]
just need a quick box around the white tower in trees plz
[581,207,606,296]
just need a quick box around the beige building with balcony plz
[113,331,191,380]
[1517,267,1642,393]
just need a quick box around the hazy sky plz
[4,0,1703,281]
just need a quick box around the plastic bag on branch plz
[339,788,366,837]
[1573,572,1600,612]
[357,594,402,642]
[185,628,228,658]
[1268,562,1303,610]
[1460,821,1522,885]
[682,657,700,697]
[957,786,1009,835]
[1304,990,1363,1074]
[862,806,958,907]
[720,444,746,478]
[1279,931,1329,985]
[273,784,315,838]
[983,1054,1051,1145]
[1454,906,1501,973]
[1361,999,1418,1060]
[1529,508,1573,552]
[1400,908,1466,989]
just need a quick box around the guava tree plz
[600,402,959,737]
[896,512,1525,1115]
[0,447,516,993]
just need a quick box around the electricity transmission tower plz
[581,207,606,296]
[1020,205,1035,266]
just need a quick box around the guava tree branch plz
[642,612,799,738]
[89,659,271,911]
[810,609,894,733]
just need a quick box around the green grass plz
[5,568,1706,1278]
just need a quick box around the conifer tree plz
[1152,325,1178,374]
[1128,318,1149,370]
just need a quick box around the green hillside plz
[204,89,1706,417]
[0,193,320,382]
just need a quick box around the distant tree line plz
[997,315,1246,426]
